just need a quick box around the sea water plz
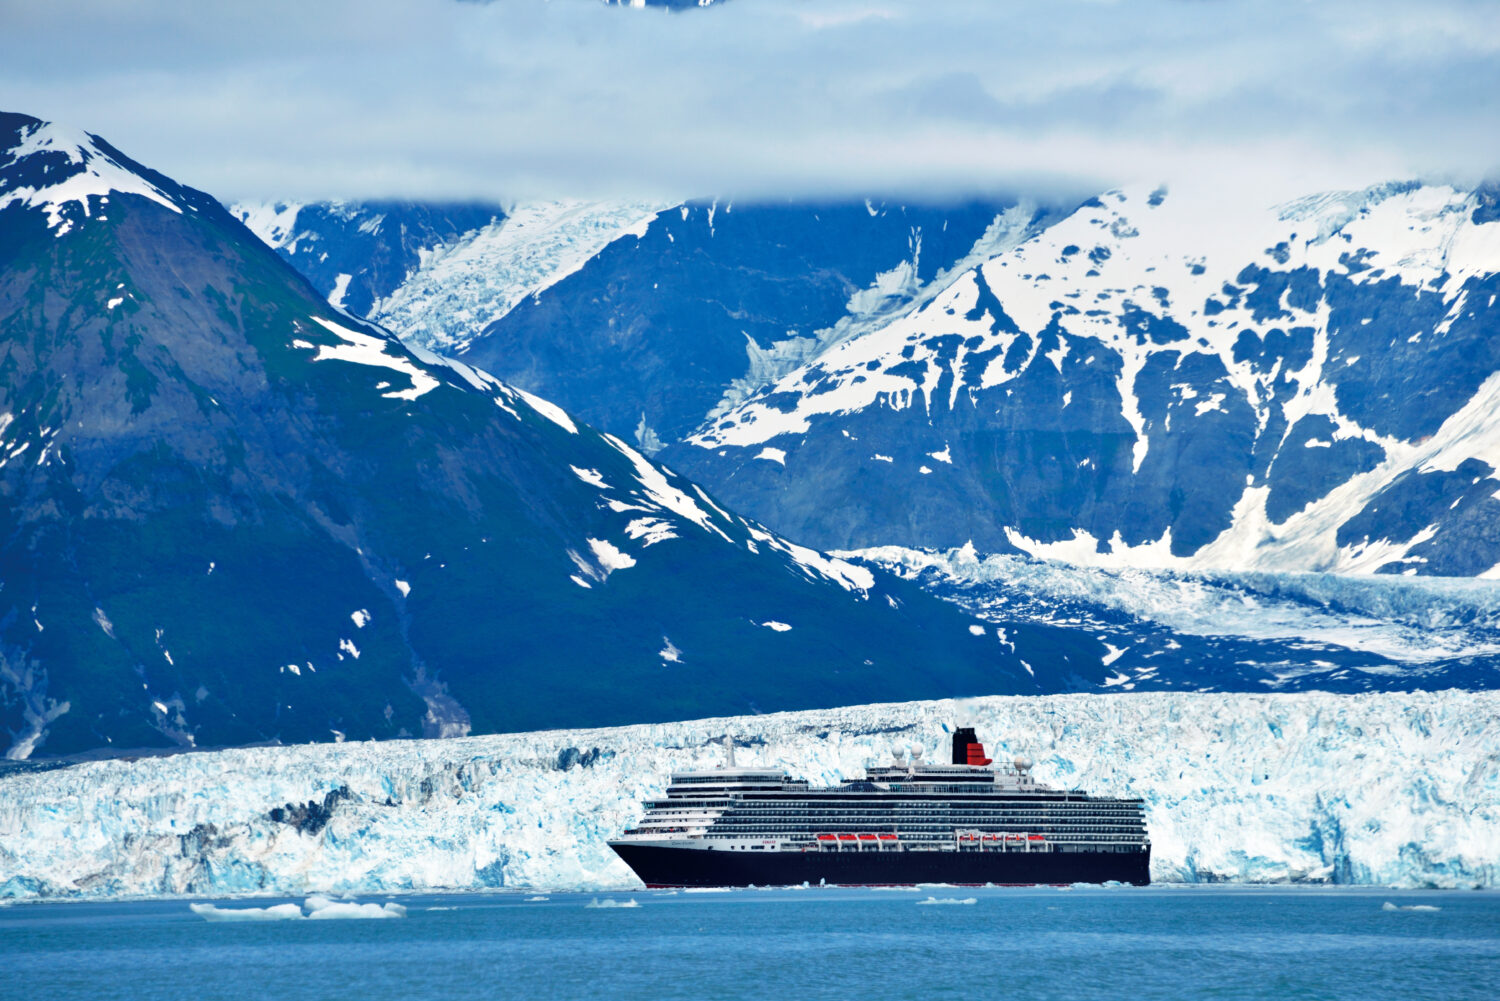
[3,886,1496,1000]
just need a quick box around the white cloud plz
[1,0,1495,202]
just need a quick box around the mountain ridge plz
[0,111,1101,760]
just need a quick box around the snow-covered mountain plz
[3,691,1496,898]
[0,112,1098,759]
[461,199,1052,451]
[248,180,1500,578]
[238,194,1048,453]
[667,182,1500,576]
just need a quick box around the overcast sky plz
[2,0,1497,203]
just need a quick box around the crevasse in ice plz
[1,690,1496,899]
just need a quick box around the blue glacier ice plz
[1,691,1496,900]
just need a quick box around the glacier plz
[852,545,1500,667]
[2,691,1497,900]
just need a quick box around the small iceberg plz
[585,897,640,909]
[524,895,550,902]
[916,896,977,906]
[189,895,405,922]
[1382,901,1441,912]
[305,894,406,919]
[189,902,302,922]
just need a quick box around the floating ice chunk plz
[584,897,639,908]
[1382,901,1441,912]
[916,897,977,906]
[525,895,549,902]
[306,899,406,920]
[190,902,303,922]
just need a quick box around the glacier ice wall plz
[2,691,1497,899]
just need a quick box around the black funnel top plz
[952,727,979,765]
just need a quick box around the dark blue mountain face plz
[229,200,503,318]
[461,199,1050,449]
[0,112,1115,760]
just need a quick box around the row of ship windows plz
[657,804,1134,810]
[651,803,1139,815]
[648,811,1142,824]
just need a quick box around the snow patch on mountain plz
[371,200,673,353]
[0,121,181,235]
[305,318,440,401]
[2,691,1495,899]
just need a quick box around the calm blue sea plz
[3,886,1496,1001]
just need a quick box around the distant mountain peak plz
[0,113,183,236]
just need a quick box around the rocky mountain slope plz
[236,194,1048,453]
[0,112,1106,760]
[250,179,1500,578]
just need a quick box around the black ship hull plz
[610,843,1150,888]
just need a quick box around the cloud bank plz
[1,0,1497,202]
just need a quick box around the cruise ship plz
[608,727,1150,887]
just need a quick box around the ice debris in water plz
[1381,901,1441,912]
[584,897,640,909]
[305,893,406,919]
[188,896,404,921]
[916,897,978,906]
[189,902,303,922]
